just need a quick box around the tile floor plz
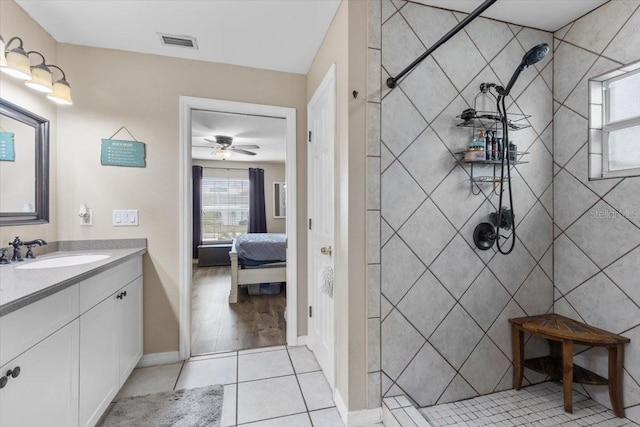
[113,345,383,427]
[419,382,639,427]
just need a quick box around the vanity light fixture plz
[1,37,32,80]
[0,35,73,105]
[25,51,53,93]
[46,65,73,105]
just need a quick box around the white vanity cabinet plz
[79,259,143,427]
[0,320,80,427]
[0,253,144,427]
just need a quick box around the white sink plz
[15,254,111,269]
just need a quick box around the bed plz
[229,233,287,303]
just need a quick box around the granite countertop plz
[0,239,146,317]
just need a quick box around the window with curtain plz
[201,176,250,241]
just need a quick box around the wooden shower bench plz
[509,314,630,418]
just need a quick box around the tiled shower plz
[366,0,640,423]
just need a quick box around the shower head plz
[523,43,550,66]
[498,43,550,96]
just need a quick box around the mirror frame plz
[0,98,50,226]
[273,181,286,218]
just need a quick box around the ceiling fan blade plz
[204,138,223,147]
[232,144,260,149]
[229,148,257,156]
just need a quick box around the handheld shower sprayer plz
[497,43,550,97]
[473,43,549,255]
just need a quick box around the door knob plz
[320,246,332,256]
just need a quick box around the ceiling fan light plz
[1,46,32,80]
[25,63,53,93]
[217,150,233,160]
[47,78,73,105]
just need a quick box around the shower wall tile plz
[368,0,381,49]
[602,7,640,64]
[563,0,638,55]
[366,210,380,264]
[459,269,510,332]
[396,343,456,407]
[381,88,427,156]
[429,304,484,370]
[367,264,381,318]
[368,318,381,372]
[367,157,380,210]
[553,3,640,418]
[396,270,455,339]
[368,48,381,103]
[367,103,381,156]
[553,42,598,103]
[369,0,554,409]
[463,16,514,62]
[398,128,456,195]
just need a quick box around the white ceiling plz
[414,0,609,32]
[191,110,286,163]
[15,0,341,75]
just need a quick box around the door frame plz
[179,96,298,360]
[307,64,336,387]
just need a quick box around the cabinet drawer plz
[0,284,79,366]
[79,257,142,314]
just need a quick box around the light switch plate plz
[113,209,139,226]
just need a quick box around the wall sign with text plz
[0,132,16,162]
[101,139,146,168]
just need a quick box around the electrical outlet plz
[80,209,93,226]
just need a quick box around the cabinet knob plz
[0,376,7,389]
[117,293,123,299]
[123,291,127,298]
[7,367,20,378]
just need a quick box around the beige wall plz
[0,0,58,245]
[54,44,307,353]
[306,0,368,412]
[192,159,286,234]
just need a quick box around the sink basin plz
[15,254,111,269]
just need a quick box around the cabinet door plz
[118,277,143,386]
[79,295,119,427]
[0,320,79,427]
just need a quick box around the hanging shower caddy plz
[456,84,531,195]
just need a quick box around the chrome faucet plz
[23,239,48,259]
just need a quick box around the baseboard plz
[137,351,181,368]
[334,388,382,426]
[295,335,308,346]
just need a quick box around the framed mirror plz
[273,181,286,218]
[0,99,49,225]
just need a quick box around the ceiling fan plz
[202,135,260,156]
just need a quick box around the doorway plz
[179,97,297,360]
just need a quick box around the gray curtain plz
[192,166,202,258]
[248,168,267,233]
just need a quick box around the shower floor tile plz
[419,382,639,426]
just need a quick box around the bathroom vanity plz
[0,241,146,427]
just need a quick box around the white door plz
[307,64,336,388]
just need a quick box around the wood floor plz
[191,266,286,356]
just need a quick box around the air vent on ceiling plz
[158,33,198,49]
